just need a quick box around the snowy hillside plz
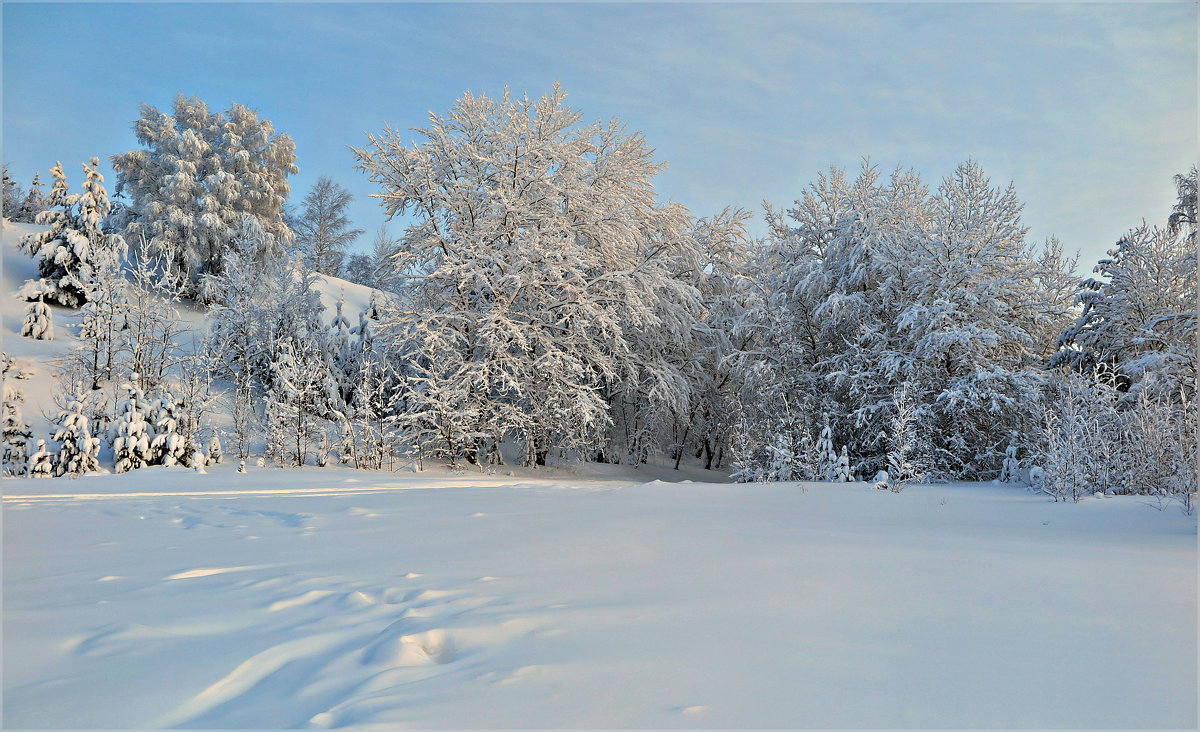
[2,219,378,441]
[4,468,1196,728]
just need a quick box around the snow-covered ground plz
[4,466,1196,728]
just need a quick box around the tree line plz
[3,88,1195,507]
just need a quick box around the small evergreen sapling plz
[207,432,223,465]
[21,296,53,340]
[111,384,152,473]
[28,440,56,478]
[3,354,33,476]
[53,393,102,476]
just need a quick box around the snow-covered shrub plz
[52,394,101,476]
[20,296,53,341]
[731,406,816,483]
[1033,367,1196,502]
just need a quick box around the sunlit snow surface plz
[4,467,1196,728]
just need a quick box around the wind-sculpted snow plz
[3,467,1196,728]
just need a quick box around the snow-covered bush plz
[1033,368,1196,502]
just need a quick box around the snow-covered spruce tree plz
[21,295,53,340]
[147,392,189,467]
[294,177,363,276]
[52,393,101,476]
[835,445,853,482]
[17,172,47,223]
[207,431,223,465]
[2,354,33,476]
[2,165,22,218]
[354,85,703,467]
[28,440,55,478]
[19,159,124,309]
[815,413,838,481]
[111,94,298,302]
[110,383,152,473]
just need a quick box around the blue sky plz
[3,3,1195,267]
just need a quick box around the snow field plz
[4,467,1196,728]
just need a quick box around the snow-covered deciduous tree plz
[737,160,1072,480]
[121,251,189,393]
[270,341,327,467]
[74,254,128,392]
[111,94,298,301]
[885,383,929,492]
[1053,169,1196,404]
[353,85,702,466]
[21,295,53,340]
[52,393,101,476]
[293,177,363,276]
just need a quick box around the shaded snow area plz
[4,468,1196,728]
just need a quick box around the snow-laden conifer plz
[52,393,101,476]
[28,439,55,478]
[3,354,33,476]
[21,296,53,340]
[111,384,152,473]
